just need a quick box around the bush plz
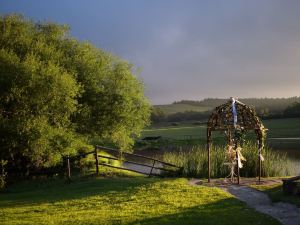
[163,142,295,178]
[72,150,122,175]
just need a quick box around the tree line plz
[152,97,300,124]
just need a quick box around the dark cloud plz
[1,0,300,104]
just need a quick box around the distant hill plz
[155,103,212,115]
[155,97,300,115]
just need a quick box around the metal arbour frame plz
[206,98,267,184]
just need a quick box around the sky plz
[1,0,300,104]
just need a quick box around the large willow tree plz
[0,15,150,170]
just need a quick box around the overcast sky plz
[1,0,300,104]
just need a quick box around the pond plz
[267,138,300,159]
[267,138,300,174]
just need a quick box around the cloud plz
[1,0,300,104]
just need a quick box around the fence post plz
[149,160,156,177]
[67,156,71,181]
[94,147,99,175]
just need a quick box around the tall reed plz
[163,142,295,178]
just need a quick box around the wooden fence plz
[66,145,182,180]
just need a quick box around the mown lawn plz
[0,177,280,225]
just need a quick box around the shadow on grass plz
[264,184,300,207]
[124,198,280,225]
[0,178,281,225]
[0,176,160,207]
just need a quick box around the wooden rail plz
[65,145,182,179]
[95,145,182,169]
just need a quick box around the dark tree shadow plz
[126,198,280,225]
[0,176,160,207]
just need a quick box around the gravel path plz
[190,179,300,225]
[221,185,300,225]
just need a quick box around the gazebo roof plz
[207,98,265,131]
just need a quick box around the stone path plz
[190,179,300,225]
[222,185,300,225]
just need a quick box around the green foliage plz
[0,177,280,225]
[156,97,300,123]
[151,107,166,123]
[0,14,150,172]
[163,143,295,178]
[173,97,300,115]
[156,103,212,115]
[284,102,300,117]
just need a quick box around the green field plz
[142,118,300,140]
[155,103,212,115]
[0,177,280,225]
[263,118,300,138]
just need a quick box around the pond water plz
[267,138,300,159]
[266,138,300,174]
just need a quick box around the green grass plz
[155,104,212,115]
[263,118,300,138]
[251,182,300,207]
[143,118,300,140]
[0,177,280,225]
[142,125,207,140]
[141,118,300,152]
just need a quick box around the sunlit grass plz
[0,177,280,225]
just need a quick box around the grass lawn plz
[141,118,300,152]
[263,118,300,138]
[251,181,300,207]
[0,177,280,225]
[143,118,300,140]
[142,125,207,140]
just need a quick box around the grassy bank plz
[0,177,280,225]
[163,143,296,178]
[251,182,300,207]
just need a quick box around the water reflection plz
[267,139,300,174]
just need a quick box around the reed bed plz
[163,142,295,178]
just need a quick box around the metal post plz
[95,147,99,175]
